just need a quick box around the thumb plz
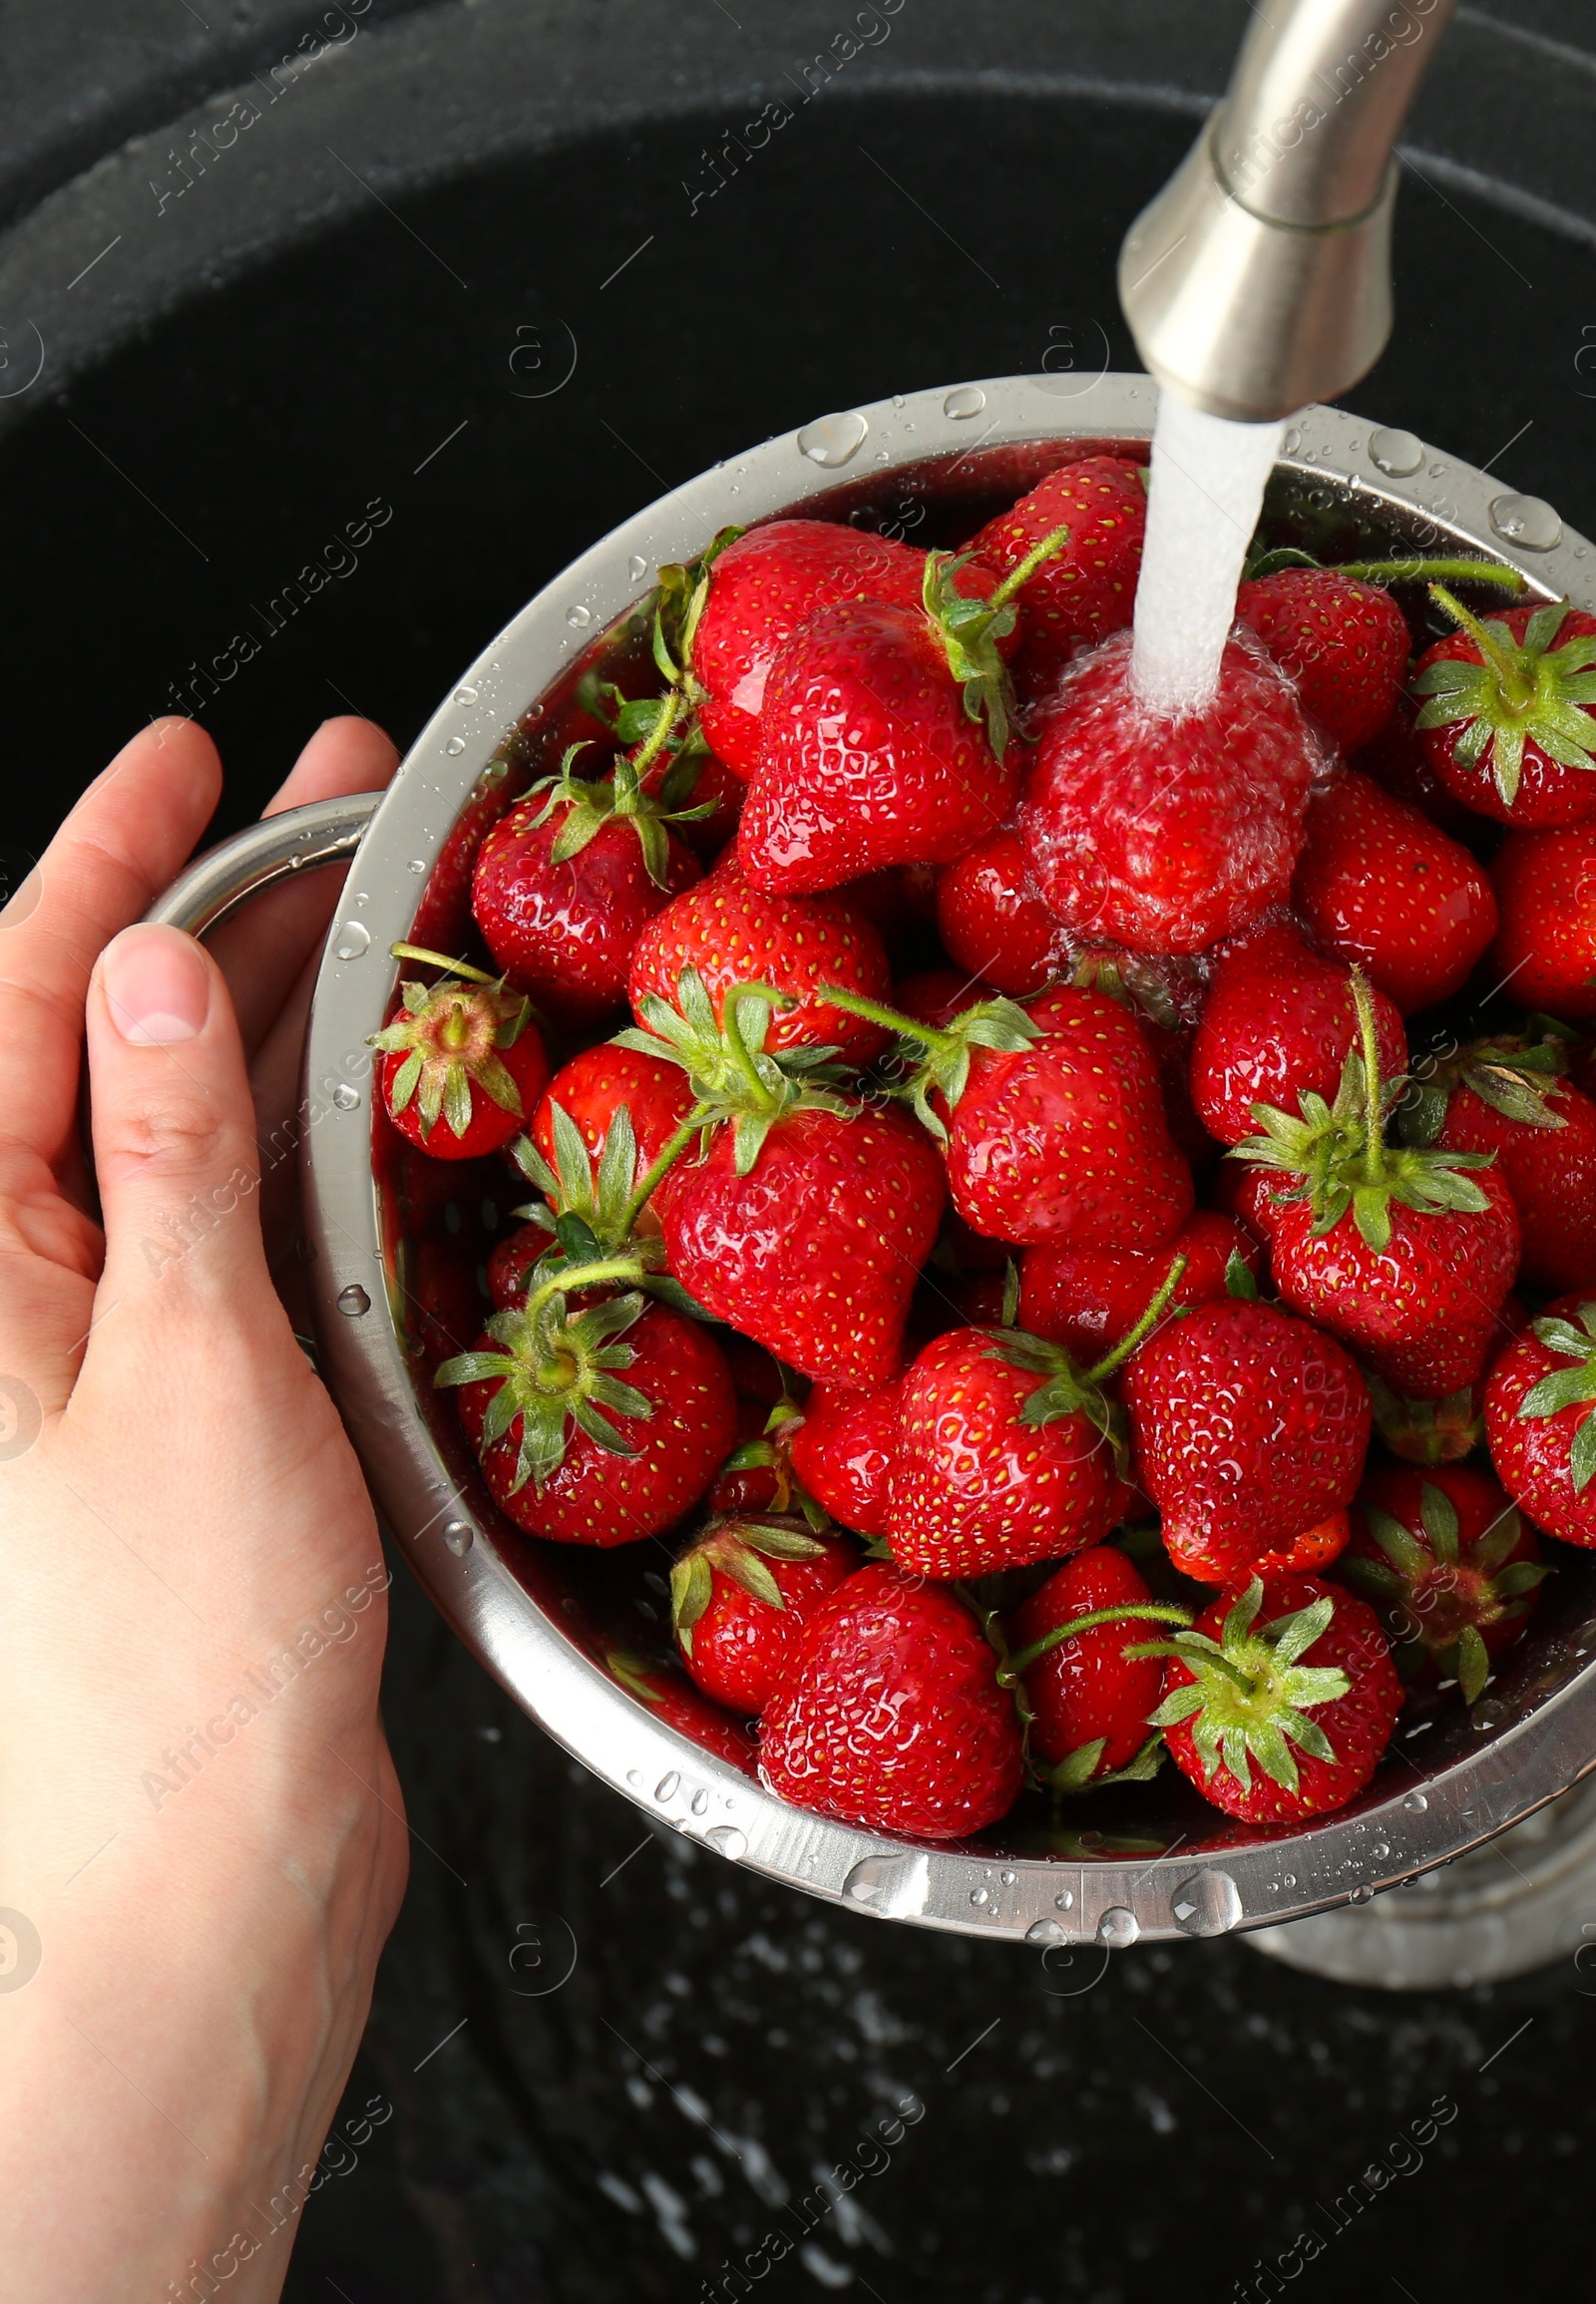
[84,924,276,1330]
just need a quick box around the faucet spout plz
[1118,0,1458,423]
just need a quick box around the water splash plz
[1130,394,1285,716]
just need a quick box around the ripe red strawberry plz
[619,975,945,1385]
[472,747,702,1023]
[826,980,1193,1251]
[440,1289,736,1545]
[628,853,891,1066]
[758,1564,1023,1837]
[1291,769,1497,1014]
[1339,1464,1546,1702]
[1403,1033,1596,1292]
[787,1377,902,1538]
[1413,592,1596,825]
[530,1043,694,1226]
[1485,1296,1596,1548]
[1018,1210,1260,1360]
[487,1221,545,1311]
[372,966,550,1160]
[887,1312,1147,1579]
[409,755,517,955]
[1122,1298,1370,1583]
[1235,569,1410,751]
[1189,918,1405,1147]
[890,969,996,1032]
[669,1515,857,1711]
[740,598,1018,896]
[1487,824,1596,1019]
[968,454,1148,686]
[1007,1546,1186,1786]
[1150,1574,1399,1822]
[935,827,1071,996]
[605,1651,756,1770]
[637,741,745,860]
[674,520,966,778]
[1021,629,1318,955]
[1238,972,1519,1397]
[1355,697,1479,843]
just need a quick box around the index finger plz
[0,719,220,1176]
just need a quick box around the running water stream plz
[1129,394,1286,717]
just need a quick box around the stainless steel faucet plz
[1119,0,1459,423]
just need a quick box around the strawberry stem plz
[720,987,782,1115]
[390,942,501,986]
[629,685,685,775]
[1085,1253,1189,1382]
[1352,968,1386,1186]
[1001,1600,1194,1681]
[523,1255,647,1326]
[822,986,957,1060]
[619,1116,701,1234]
[986,521,1071,613]
[1429,583,1532,705]
[1336,558,1524,593]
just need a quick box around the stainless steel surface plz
[1248,1775,1596,1989]
[143,793,383,936]
[297,371,1596,1947]
[1120,0,1457,421]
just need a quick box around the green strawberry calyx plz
[522,730,715,890]
[504,1101,708,1318]
[1233,967,1496,1253]
[651,525,748,704]
[1338,1481,1547,1703]
[1131,1578,1352,1797]
[369,951,534,1140]
[615,965,856,1175]
[1413,587,1596,808]
[1517,1301,1596,1492]
[1044,1733,1167,1795]
[715,1398,828,1529]
[982,1250,1191,1484]
[1398,1031,1569,1148]
[1365,1372,1484,1465]
[669,1513,831,1654]
[922,522,1070,762]
[819,984,1039,1145]
[435,1264,659,1494]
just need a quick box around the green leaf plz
[670,1551,713,1648]
[1455,1622,1491,1705]
[1224,1249,1259,1301]
[1571,1409,1596,1493]
[1418,1480,1460,1565]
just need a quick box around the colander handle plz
[143,791,384,937]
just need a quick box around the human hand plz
[0,716,409,2302]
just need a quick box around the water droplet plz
[1348,1883,1374,1904]
[334,921,371,960]
[626,1768,643,1787]
[627,554,648,583]
[705,1824,746,1860]
[1490,492,1562,552]
[796,410,869,469]
[407,858,426,875]
[1169,1869,1243,1938]
[445,737,468,758]
[566,602,594,628]
[1281,1872,1297,1889]
[332,1082,360,1110]
[970,1887,990,1907]
[1000,1870,1016,1886]
[1054,1888,1074,1911]
[1473,1699,1508,1730]
[1428,461,1448,477]
[842,1851,931,1918]
[1371,1841,1390,1860]
[1282,425,1303,454]
[1096,1906,1139,1949]
[943,385,987,419]
[442,1520,472,1556]
[1369,426,1424,478]
[336,1284,371,1317]
[690,1788,708,1816]
[1403,1791,1428,1814]
[654,1771,679,1802]
[1026,1917,1069,1947]
[453,684,478,705]
[891,393,906,410]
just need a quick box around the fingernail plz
[102,925,211,1045]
